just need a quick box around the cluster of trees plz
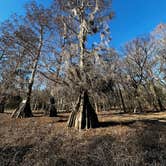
[0,0,166,129]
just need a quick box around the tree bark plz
[67,90,99,130]
[67,4,99,130]
[0,96,5,113]
[11,99,33,118]
[49,97,57,117]
[117,84,126,113]
[0,104,5,113]
[133,84,143,113]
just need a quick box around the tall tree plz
[123,36,165,112]
[52,0,114,129]
[11,2,58,118]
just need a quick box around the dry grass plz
[0,111,166,166]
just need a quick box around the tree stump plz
[11,100,33,118]
[67,91,99,130]
[49,97,57,117]
[0,104,5,113]
[0,95,6,113]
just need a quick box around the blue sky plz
[0,0,166,50]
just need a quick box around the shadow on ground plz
[99,119,166,128]
[0,145,33,166]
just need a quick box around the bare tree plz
[11,2,58,118]
[52,0,114,129]
[123,36,165,112]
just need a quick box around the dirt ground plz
[0,111,166,166]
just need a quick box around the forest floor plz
[0,111,166,166]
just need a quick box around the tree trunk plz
[0,96,6,113]
[152,81,164,112]
[11,99,33,118]
[34,102,38,110]
[117,84,126,113]
[49,97,57,117]
[134,96,143,113]
[0,104,5,113]
[94,101,98,113]
[11,27,43,118]
[67,91,99,130]
[11,80,34,118]
[142,84,159,111]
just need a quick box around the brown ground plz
[0,111,166,166]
